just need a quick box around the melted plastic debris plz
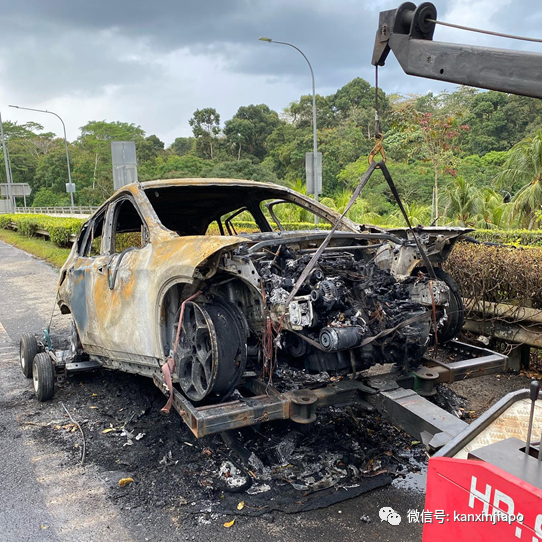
[219,461,249,490]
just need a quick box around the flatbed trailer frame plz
[152,340,507,448]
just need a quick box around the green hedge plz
[469,229,542,247]
[0,214,332,247]
[0,214,83,247]
[2,212,539,249]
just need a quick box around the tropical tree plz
[228,104,280,160]
[285,94,335,130]
[389,202,431,226]
[170,136,195,157]
[223,118,254,161]
[189,108,220,159]
[495,132,542,229]
[443,176,480,226]
[473,188,509,229]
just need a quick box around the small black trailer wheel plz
[33,352,55,402]
[20,333,38,379]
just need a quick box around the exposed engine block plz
[255,246,452,374]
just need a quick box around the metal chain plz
[428,18,542,44]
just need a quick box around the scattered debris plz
[223,519,235,528]
[429,384,468,419]
[118,477,134,487]
[218,461,251,492]
[159,451,178,467]
[33,369,427,517]
[246,483,271,495]
[61,402,86,465]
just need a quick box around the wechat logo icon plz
[379,507,402,526]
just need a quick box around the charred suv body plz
[55,179,468,405]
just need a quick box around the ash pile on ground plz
[429,384,469,419]
[23,368,431,520]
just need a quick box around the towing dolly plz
[19,329,101,402]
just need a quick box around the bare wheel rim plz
[20,343,25,371]
[33,366,39,393]
[177,302,218,401]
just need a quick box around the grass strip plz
[0,229,71,268]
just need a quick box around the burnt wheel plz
[176,301,246,402]
[434,268,464,343]
[33,352,55,402]
[20,333,38,378]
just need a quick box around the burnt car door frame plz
[65,205,111,349]
[89,193,160,366]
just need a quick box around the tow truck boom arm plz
[372,2,542,99]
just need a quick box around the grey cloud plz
[1,0,541,143]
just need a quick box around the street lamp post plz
[259,37,321,216]
[0,112,14,211]
[9,105,75,208]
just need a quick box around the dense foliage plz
[2,79,542,229]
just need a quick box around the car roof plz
[140,178,289,191]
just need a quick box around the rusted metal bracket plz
[152,340,507,446]
[372,2,542,99]
[153,374,376,438]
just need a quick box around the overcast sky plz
[1,0,541,145]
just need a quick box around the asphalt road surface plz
[0,238,428,542]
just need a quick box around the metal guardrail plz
[13,206,98,215]
[463,298,542,349]
[462,298,541,371]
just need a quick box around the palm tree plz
[286,178,308,195]
[334,189,368,222]
[281,179,311,222]
[443,176,480,226]
[390,202,431,226]
[495,132,542,229]
[473,188,510,229]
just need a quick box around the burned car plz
[21,178,470,427]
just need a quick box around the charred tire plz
[434,268,464,343]
[32,352,55,402]
[176,301,247,403]
[20,333,38,378]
